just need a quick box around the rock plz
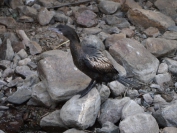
[122,0,142,12]
[97,32,110,41]
[143,27,160,37]
[162,127,177,133]
[98,1,121,15]
[2,67,14,78]
[32,4,41,11]
[0,25,6,34]
[143,93,153,104]
[155,73,171,87]
[18,16,34,23]
[96,121,119,133]
[109,38,159,83]
[60,88,101,129]
[83,27,102,35]
[12,54,21,69]
[155,0,177,20]
[158,63,168,74]
[119,113,159,133]
[128,8,175,32]
[0,39,14,61]
[0,130,5,133]
[168,65,177,75]
[127,89,139,99]
[0,60,11,70]
[167,26,177,32]
[81,35,105,51]
[7,86,32,104]
[17,49,28,59]
[18,58,31,66]
[76,10,97,28]
[38,50,90,101]
[32,82,56,108]
[105,33,126,49]
[7,77,23,87]
[108,81,126,97]
[153,100,177,127]
[63,128,87,133]
[143,38,177,58]
[54,13,68,23]
[121,28,134,38]
[38,8,55,26]
[121,100,144,119]
[97,84,110,103]
[98,97,130,125]
[15,66,37,78]
[154,94,167,106]
[12,42,25,53]
[0,17,17,28]
[163,58,177,67]
[17,6,37,20]
[38,0,56,7]
[40,110,67,132]
[27,61,37,69]
[162,31,177,40]
[9,0,23,9]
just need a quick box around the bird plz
[50,24,138,98]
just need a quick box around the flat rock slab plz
[38,50,90,102]
[60,88,101,129]
[128,8,175,32]
[119,113,159,133]
[109,38,159,83]
[143,38,177,57]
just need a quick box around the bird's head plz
[49,25,80,42]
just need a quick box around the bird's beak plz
[48,28,63,35]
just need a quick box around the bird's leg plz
[78,80,97,98]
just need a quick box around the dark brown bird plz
[50,25,138,98]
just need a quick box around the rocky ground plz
[1,0,177,133]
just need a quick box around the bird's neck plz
[69,40,82,60]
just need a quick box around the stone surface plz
[32,82,56,108]
[143,38,177,58]
[98,1,121,15]
[17,49,28,59]
[155,73,171,87]
[76,10,97,28]
[63,128,87,133]
[121,28,134,38]
[98,97,130,125]
[54,13,68,23]
[18,58,31,66]
[10,0,23,9]
[119,113,159,133]
[81,35,105,51]
[38,50,90,102]
[162,31,177,40]
[17,6,37,20]
[7,86,32,104]
[122,0,142,11]
[38,8,55,26]
[0,17,17,28]
[15,66,37,78]
[97,84,110,103]
[96,121,119,133]
[143,27,160,37]
[143,93,153,104]
[108,81,126,97]
[153,100,177,127]
[60,88,101,129]
[18,16,34,23]
[158,63,168,74]
[109,38,159,83]
[121,100,144,119]
[162,127,177,133]
[128,8,175,32]
[40,110,67,132]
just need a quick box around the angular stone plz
[143,38,177,58]
[122,0,142,11]
[38,0,56,7]
[32,82,56,108]
[97,84,110,103]
[128,8,175,32]
[98,97,130,125]
[98,1,121,15]
[2,67,14,78]
[38,50,90,101]
[18,16,34,23]
[155,73,171,87]
[98,32,111,41]
[60,88,101,129]
[10,0,23,9]
[127,89,139,99]
[0,60,11,70]
[38,8,55,26]
[18,58,31,66]
[158,63,168,74]
[17,49,28,59]
[12,42,25,53]
[163,58,177,67]
[119,113,159,133]
[143,27,160,37]
[40,110,67,132]
[0,17,17,28]
[121,28,134,38]
[162,127,177,133]
[76,10,97,28]
[17,6,37,20]
[162,31,177,40]
[121,100,144,119]
[7,86,32,104]
[108,81,126,97]
[109,38,159,83]
[15,66,37,78]
[81,35,105,51]
[143,93,153,104]
[28,41,42,55]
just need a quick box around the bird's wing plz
[82,46,116,74]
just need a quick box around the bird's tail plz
[117,76,139,87]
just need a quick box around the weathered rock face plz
[119,113,159,133]
[155,0,177,20]
[143,38,177,58]
[38,50,90,102]
[60,88,101,129]
[162,31,177,40]
[109,38,159,83]
[127,8,175,32]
